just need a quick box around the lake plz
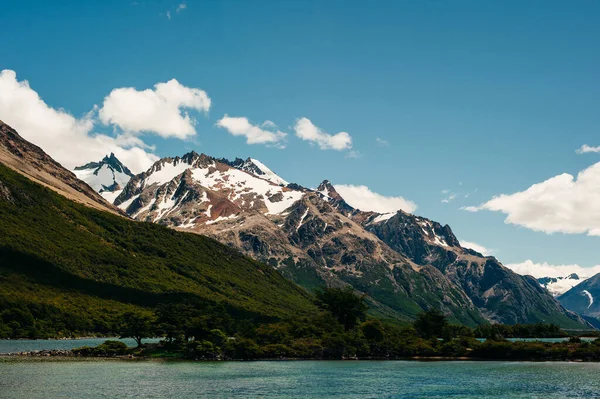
[1,359,600,398]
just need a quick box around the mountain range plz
[72,144,589,328]
[0,119,317,338]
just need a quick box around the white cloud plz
[576,144,600,154]
[0,69,159,173]
[375,137,389,147]
[176,4,187,12]
[334,184,416,213]
[216,115,286,147]
[294,117,352,151]
[505,259,600,279]
[465,162,600,235]
[166,11,171,20]
[460,240,494,256]
[99,78,211,139]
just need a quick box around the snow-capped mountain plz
[112,152,302,225]
[537,274,586,297]
[221,157,289,186]
[74,153,134,203]
[80,150,588,327]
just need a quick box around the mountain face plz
[0,120,120,215]
[559,274,600,322]
[105,150,587,328]
[538,274,585,297]
[74,153,134,203]
[0,121,318,337]
[360,210,584,326]
[109,151,483,325]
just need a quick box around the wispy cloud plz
[375,137,389,147]
[164,3,186,20]
[576,144,600,154]
[345,150,361,159]
[441,194,457,204]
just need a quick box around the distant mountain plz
[0,119,120,215]
[98,150,588,328]
[559,273,600,322]
[538,274,585,297]
[74,153,134,203]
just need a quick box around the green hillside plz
[0,163,316,338]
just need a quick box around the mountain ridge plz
[0,120,121,215]
[102,148,588,328]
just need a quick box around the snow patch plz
[371,212,396,224]
[296,208,309,231]
[145,160,194,187]
[206,214,239,225]
[583,290,594,309]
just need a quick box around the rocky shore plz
[1,350,73,357]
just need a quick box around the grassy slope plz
[0,163,317,335]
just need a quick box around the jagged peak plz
[75,153,133,178]
[316,180,343,202]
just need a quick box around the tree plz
[119,312,155,347]
[413,309,448,339]
[315,287,368,330]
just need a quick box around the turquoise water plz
[1,360,600,398]
[0,338,162,353]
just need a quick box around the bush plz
[73,340,129,356]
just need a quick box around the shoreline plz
[0,352,596,363]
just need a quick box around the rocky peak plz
[101,153,133,177]
[73,153,134,197]
[317,180,355,214]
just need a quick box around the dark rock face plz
[365,212,587,327]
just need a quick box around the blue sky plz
[1,0,600,274]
